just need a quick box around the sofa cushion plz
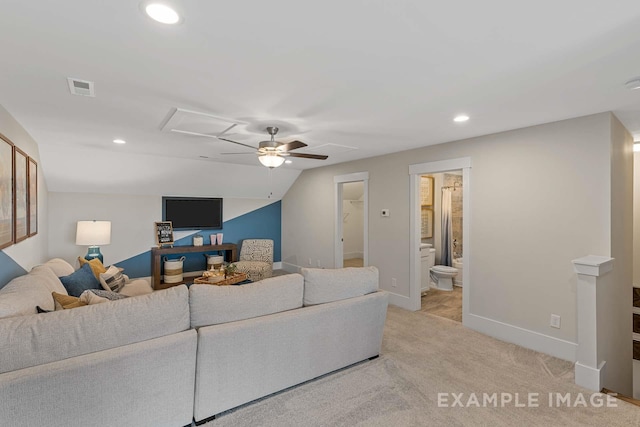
[78,257,107,279]
[302,266,379,306]
[0,285,191,374]
[99,265,126,293]
[60,263,102,297]
[0,265,67,319]
[42,258,75,277]
[189,273,304,328]
[119,279,153,297]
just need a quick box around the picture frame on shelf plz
[420,175,434,206]
[421,207,433,239]
[0,134,14,249]
[13,147,28,243]
[155,221,174,247]
[28,157,37,237]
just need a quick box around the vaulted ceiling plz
[1,1,639,198]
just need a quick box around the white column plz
[572,255,614,391]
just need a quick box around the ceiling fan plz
[218,126,328,168]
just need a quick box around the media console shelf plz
[151,243,238,290]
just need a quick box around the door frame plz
[334,172,369,268]
[409,158,471,324]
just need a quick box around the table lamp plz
[76,220,111,263]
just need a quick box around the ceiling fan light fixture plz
[144,3,181,24]
[259,153,285,168]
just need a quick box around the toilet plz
[430,265,458,291]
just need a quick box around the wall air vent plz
[67,78,95,97]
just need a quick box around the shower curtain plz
[441,189,453,266]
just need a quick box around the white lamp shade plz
[258,154,285,168]
[76,221,111,245]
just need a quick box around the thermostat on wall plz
[381,209,390,217]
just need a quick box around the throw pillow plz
[52,292,87,309]
[79,290,109,305]
[88,289,129,301]
[99,265,126,293]
[77,257,107,279]
[60,263,102,297]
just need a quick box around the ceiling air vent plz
[67,78,95,97]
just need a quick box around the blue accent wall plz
[0,251,27,289]
[115,201,281,278]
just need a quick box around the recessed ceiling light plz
[634,143,640,152]
[285,160,292,164]
[625,78,640,90]
[453,115,469,123]
[144,3,181,24]
[113,139,126,144]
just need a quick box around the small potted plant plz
[225,263,238,278]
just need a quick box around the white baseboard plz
[282,262,302,273]
[466,313,577,362]
[273,262,282,270]
[387,291,414,311]
[575,361,606,392]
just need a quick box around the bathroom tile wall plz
[444,173,463,258]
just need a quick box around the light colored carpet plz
[201,306,639,426]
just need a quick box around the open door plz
[334,172,369,268]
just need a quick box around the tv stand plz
[151,244,238,290]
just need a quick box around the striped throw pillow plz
[99,265,126,293]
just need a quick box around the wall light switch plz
[381,209,390,217]
[550,314,561,329]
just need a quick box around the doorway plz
[420,170,463,322]
[409,158,471,325]
[334,172,369,268]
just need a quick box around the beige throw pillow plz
[99,265,126,293]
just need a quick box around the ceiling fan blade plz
[287,152,328,160]
[218,137,259,150]
[277,140,307,152]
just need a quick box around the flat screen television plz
[162,197,223,230]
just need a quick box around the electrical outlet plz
[381,209,390,217]
[391,278,397,288]
[317,260,321,267]
[308,258,312,266]
[550,314,561,329]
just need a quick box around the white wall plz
[283,113,629,364]
[48,193,276,267]
[0,104,48,270]
[605,115,634,395]
[633,151,640,399]
[634,151,640,289]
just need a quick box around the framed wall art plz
[420,175,434,206]
[155,221,174,247]
[0,134,14,249]
[421,207,434,239]
[28,157,37,237]
[14,147,28,243]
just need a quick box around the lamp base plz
[84,246,103,263]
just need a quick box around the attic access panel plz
[161,108,245,139]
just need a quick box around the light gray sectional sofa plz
[0,261,388,427]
